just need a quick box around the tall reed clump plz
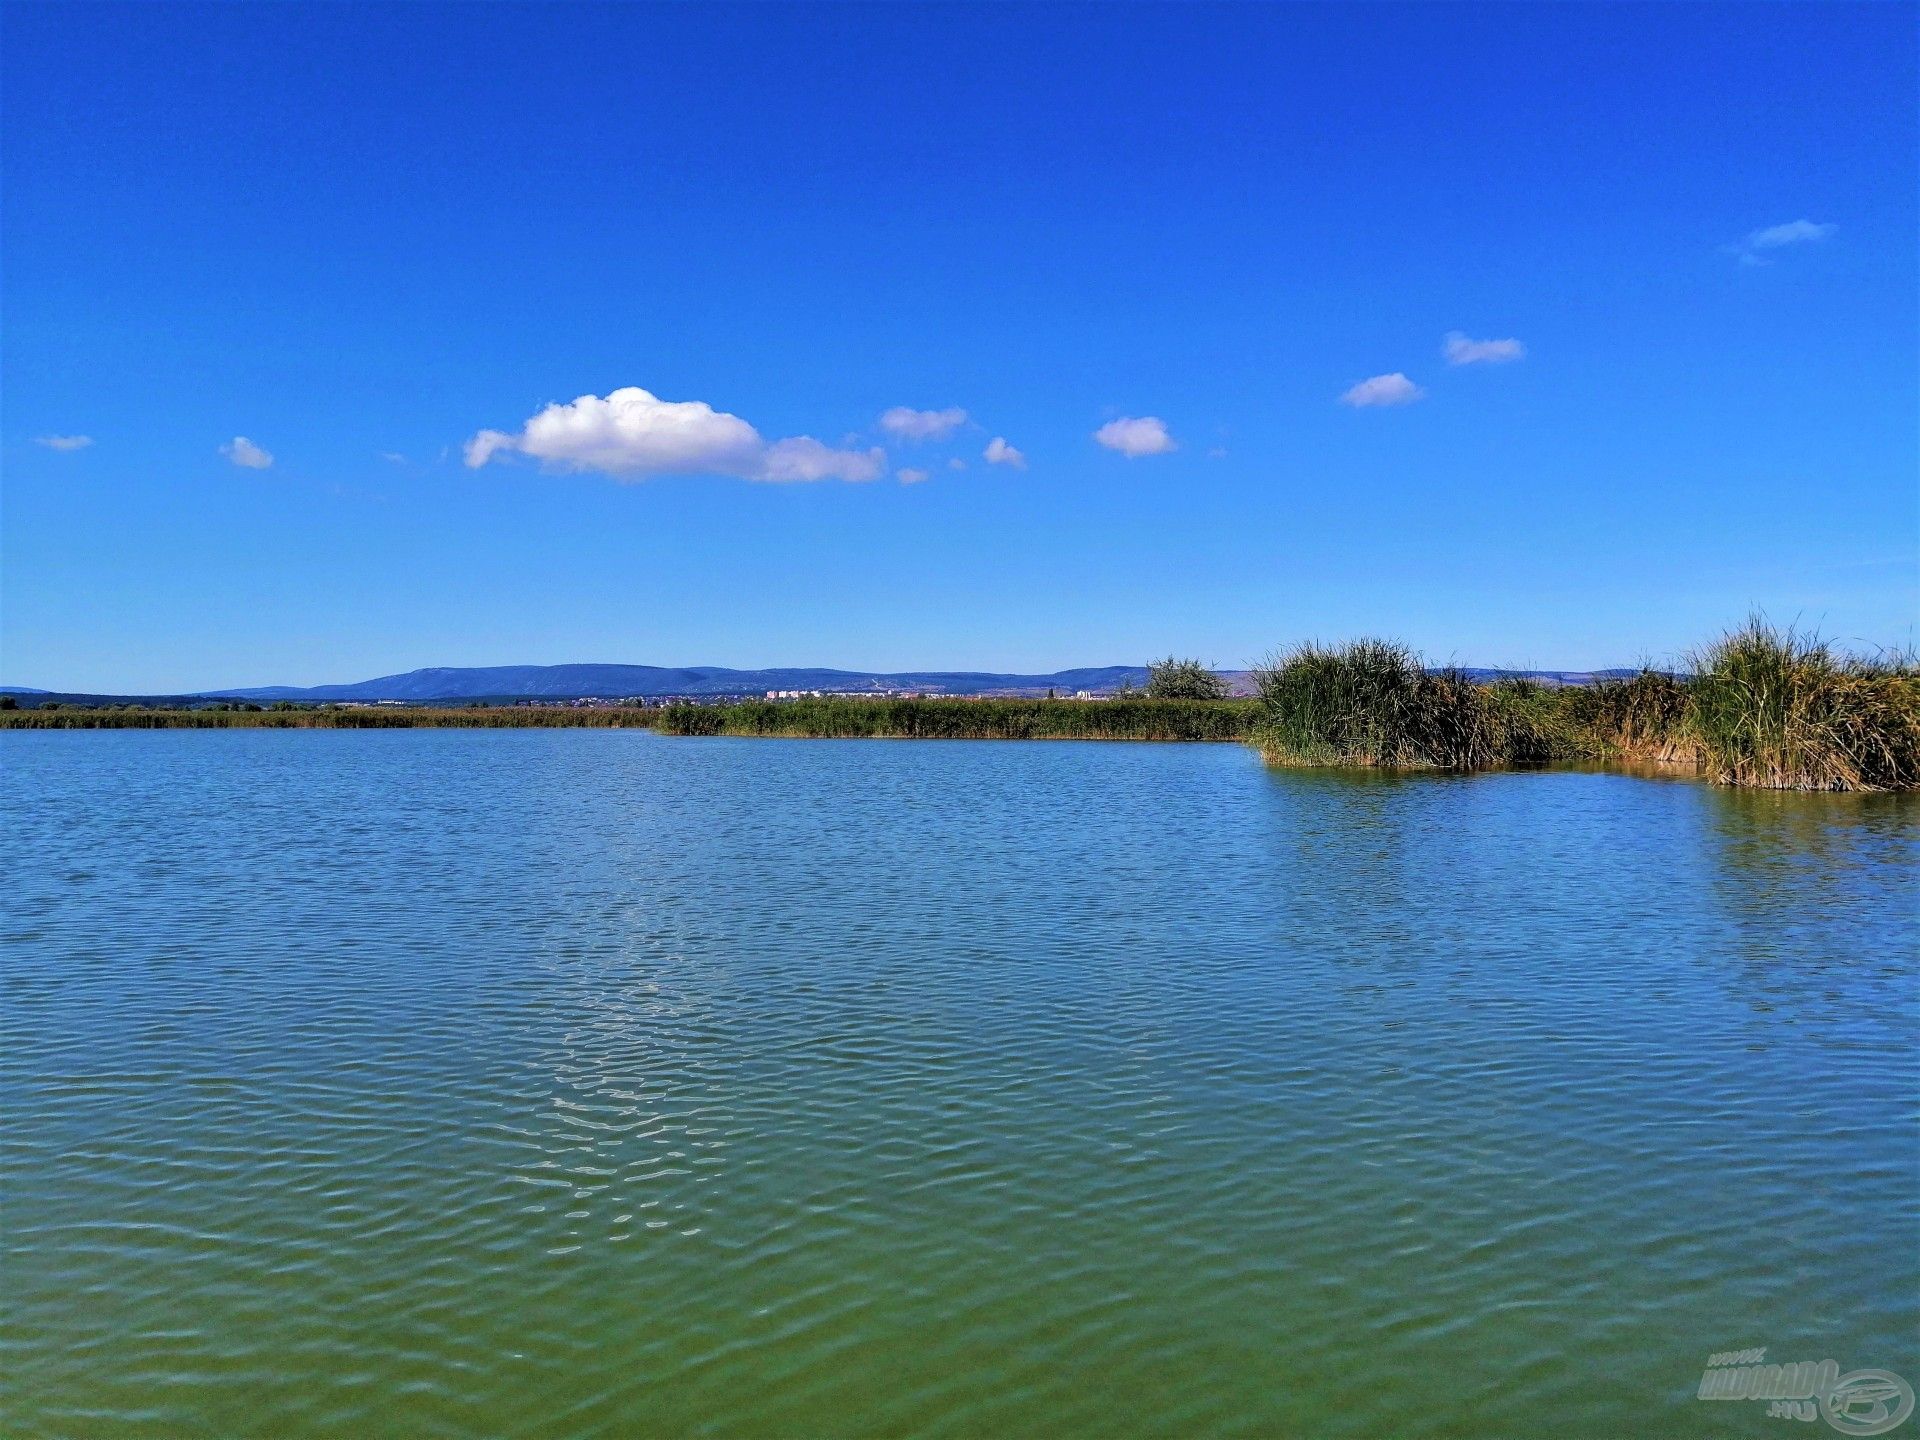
[1252,639,1561,770]
[1684,619,1920,791]
[1481,678,1590,765]
[1564,668,1697,765]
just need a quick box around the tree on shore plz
[1146,657,1230,700]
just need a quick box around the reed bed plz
[654,696,1259,741]
[1253,621,1918,791]
[1683,621,1919,792]
[1561,669,1698,766]
[1252,641,1569,770]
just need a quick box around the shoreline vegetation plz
[6,620,1915,792]
[1246,619,1916,792]
[0,704,654,730]
[654,696,1258,741]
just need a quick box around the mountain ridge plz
[203,663,1156,701]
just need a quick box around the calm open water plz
[2,730,1915,1438]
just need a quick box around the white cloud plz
[983,436,1026,469]
[1207,446,1228,459]
[1093,415,1177,457]
[34,434,93,451]
[878,406,968,442]
[1443,332,1526,365]
[379,451,408,465]
[947,457,968,471]
[1339,373,1425,408]
[221,436,274,468]
[465,386,884,484]
[760,435,885,483]
[897,467,931,485]
[1731,219,1836,266]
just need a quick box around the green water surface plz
[2,731,1914,1437]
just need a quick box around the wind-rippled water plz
[3,730,1915,1438]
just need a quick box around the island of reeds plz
[6,620,1915,792]
[1245,619,1918,792]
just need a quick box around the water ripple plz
[2,731,1914,1438]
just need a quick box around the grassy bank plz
[0,705,664,730]
[1254,621,1919,791]
[655,696,1259,740]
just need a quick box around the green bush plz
[1145,657,1231,700]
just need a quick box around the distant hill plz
[1454,668,1643,685]
[204,663,1155,701]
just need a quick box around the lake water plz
[3,730,1915,1438]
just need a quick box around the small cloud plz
[984,437,1026,469]
[379,451,408,465]
[947,457,968,471]
[221,436,274,469]
[878,406,968,442]
[897,467,931,485]
[34,434,93,452]
[1206,446,1228,459]
[759,435,886,483]
[465,386,883,484]
[1339,373,1425,408]
[1730,219,1836,266]
[1093,415,1177,457]
[1443,332,1526,365]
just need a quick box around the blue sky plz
[3,2,1914,692]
